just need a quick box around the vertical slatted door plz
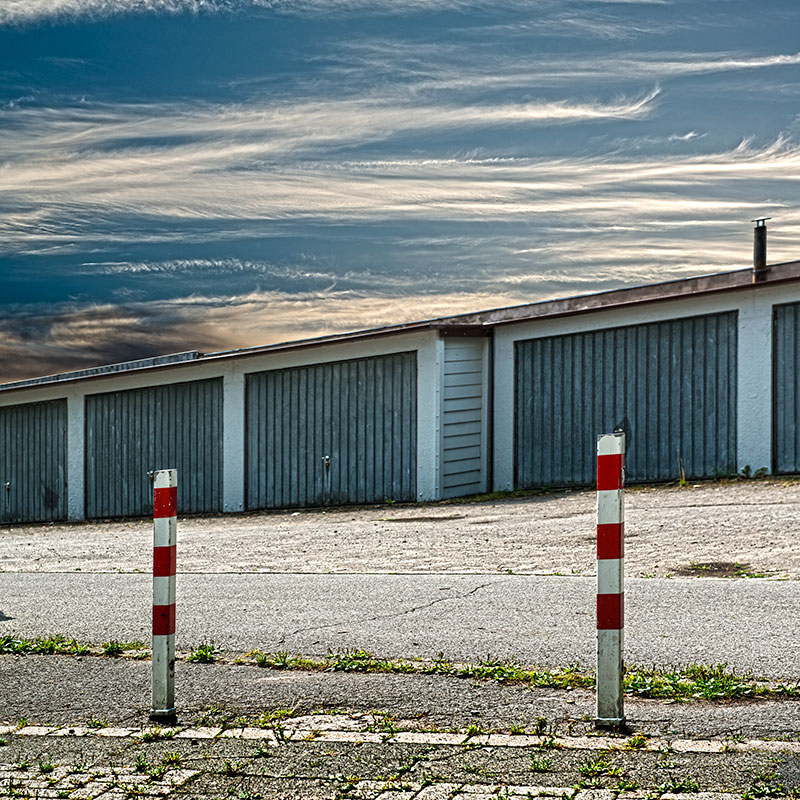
[85,379,223,518]
[0,399,68,523]
[441,338,485,498]
[515,311,738,488]
[773,302,800,473]
[246,352,417,509]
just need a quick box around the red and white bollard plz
[595,432,625,729]
[151,469,177,722]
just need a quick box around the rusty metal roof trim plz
[442,260,800,328]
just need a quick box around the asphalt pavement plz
[1,572,797,678]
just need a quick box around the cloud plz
[2,112,798,248]
[0,0,549,26]
[0,288,517,383]
[333,39,800,94]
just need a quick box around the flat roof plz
[3,258,799,395]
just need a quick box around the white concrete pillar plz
[416,332,443,501]
[737,294,774,474]
[66,392,85,521]
[222,368,246,512]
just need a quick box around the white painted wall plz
[736,293,775,474]
[492,283,800,491]
[222,369,246,513]
[0,329,441,518]
[66,391,85,521]
[416,334,444,502]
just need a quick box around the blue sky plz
[1,0,800,381]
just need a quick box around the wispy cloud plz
[1,0,548,26]
[2,102,798,252]
[334,41,800,93]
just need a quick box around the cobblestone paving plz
[1,723,798,799]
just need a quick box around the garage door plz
[0,399,67,523]
[246,352,417,508]
[773,301,800,473]
[515,312,738,488]
[85,379,223,518]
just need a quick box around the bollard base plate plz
[594,716,626,732]
[149,708,177,725]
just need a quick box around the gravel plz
[2,479,799,579]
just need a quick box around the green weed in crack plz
[37,758,55,774]
[529,755,553,773]
[742,770,797,799]
[657,775,701,793]
[188,640,217,664]
[623,731,648,749]
[624,663,796,701]
[140,727,175,742]
[577,753,621,778]
[134,754,150,774]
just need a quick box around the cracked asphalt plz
[1,572,799,677]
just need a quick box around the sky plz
[1,0,800,383]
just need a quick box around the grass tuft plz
[187,641,217,664]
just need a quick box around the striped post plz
[151,469,177,722]
[595,432,625,729]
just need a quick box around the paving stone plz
[175,727,221,739]
[17,725,59,735]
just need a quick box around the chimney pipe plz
[752,217,770,282]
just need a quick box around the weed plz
[269,720,291,744]
[576,777,603,789]
[148,763,168,780]
[0,634,94,656]
[134,754,149,773]
[102,640,125,657]
[655,759,678,769]
[0,739,7,747]
[614,778,639,790]
[578,753,621,778]
[162,752,182,766]
[508,724,526,735]
[87,716,108,729]
[140,727,175,742]
[221,760,245,776]
[328,649,414,674]
[188,640,217,664]
[658,776,701,793]
[740,465,768,480]
[624,662,790,701]
[465,723,485,738]
[529,755,552,773]
[252,744,272,758]
[624,732,648,749]
[366,712,398,735]
[742,770,792,799]
[536,735,562,750]
[38,758,55,774]
[533,716,549,736]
